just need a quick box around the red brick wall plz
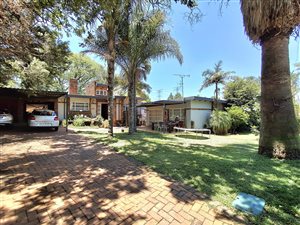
[69,79,78,95]
[85,82,96,96]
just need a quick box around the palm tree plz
[200,60,233,109]
[116,10,183,134]
[240,0,300,159]
[82,0,133,136]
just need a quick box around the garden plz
[75,130,300,225]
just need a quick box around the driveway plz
[0,128,245,225]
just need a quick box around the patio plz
[0,128,245,224]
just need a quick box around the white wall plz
[189,100,212,129]
[91,102,96,117]
[58,96,66,120]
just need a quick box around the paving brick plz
[0,130,245,225]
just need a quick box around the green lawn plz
[75,130,300,225]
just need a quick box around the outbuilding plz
[0,87,67,123]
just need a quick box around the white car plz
[28,109,59,131]
[0,109,13,126]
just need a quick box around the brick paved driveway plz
[0,128,246,225]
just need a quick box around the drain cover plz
[232,192,265,215]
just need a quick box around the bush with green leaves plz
[93,115,104,127]
[209,110,231,135]
[227,106,250,133]
[73,118,85,126]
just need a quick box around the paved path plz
[0,128,246,225]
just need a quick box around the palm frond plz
[241,0,300,43]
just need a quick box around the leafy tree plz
[241,0,300,159]
[63,53,106,93]
[1,35,71,91]
[227,106,249,133]
[174,92,183,100]
[200,60,234,109]
[209,110,231,135]
[9,58,50,91]
[223,76,260,127]
[168,93,174,100]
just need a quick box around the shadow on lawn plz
[110,132,300,225]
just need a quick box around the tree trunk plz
[259,35,300,159]
[215,82,218,110]
[133,71,137,132]
[128,71,135,134]
[107,31,115,137]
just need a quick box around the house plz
[139,96,227,129]
[64,79,126,126]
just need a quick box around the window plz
[116,103,121,120]
[96,90,107,96]
[71,102,89,111]
[148,110,163,122]
[169,108,185,121]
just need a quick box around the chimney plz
[69,79,78,95]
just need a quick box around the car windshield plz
[32,110,56,116]
[0,109,9,114]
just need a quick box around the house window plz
[96,90,107,96]
[116,103,121,120]
[148,110,163,122]
[169,108,184,120]
[71,102,89,111]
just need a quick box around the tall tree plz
[174,92,183,100]
[224,76,260,127]
[200,60,234,109]
[168,93,174,100]
[241,0,300,159]
[116,9,183,134]
[75,0,132,136]
[63,53,106,93]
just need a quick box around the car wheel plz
[54,127,59,131]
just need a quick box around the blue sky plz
[64,2,300,101]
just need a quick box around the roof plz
[68,94,107,100]
[184,96,227,104]
[96,83,108,87]
[138,100,184,107]
[138,97,227,107]
[0,87,67,99]
[68,94,126,100]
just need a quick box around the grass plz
[75,129,300,225]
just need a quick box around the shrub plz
[227,106,250,133]
[93,115,104,127]
[62,119,67,127]
[101,119,109,128]
[73,118,85,126]
[209,110,231,135]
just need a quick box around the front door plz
[101,103,108,119]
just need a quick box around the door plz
[101,104,108,119]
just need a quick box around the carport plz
[0,87,68,123]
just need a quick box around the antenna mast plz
[173,74,190,99]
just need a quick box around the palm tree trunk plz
[128,71,135,134]
[107,31,116,137]
[215,82,218,110]
[259,35,300,159]
[133,71,137,132]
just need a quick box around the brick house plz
[64,79,126,126]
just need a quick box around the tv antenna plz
[156,89,163,100]
[173,74,190,98]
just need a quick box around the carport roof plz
[0,87,67,98]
